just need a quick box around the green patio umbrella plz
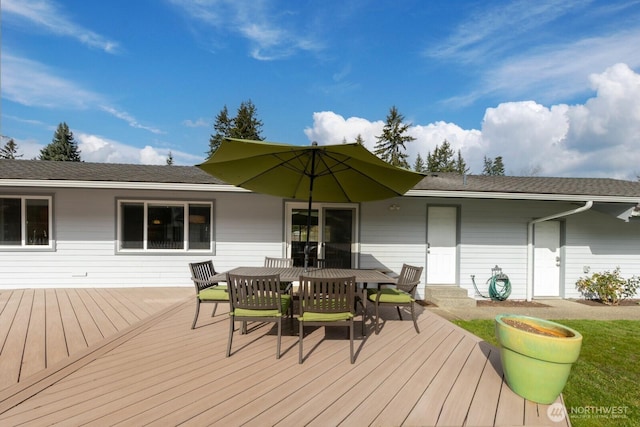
[197,138,425,268]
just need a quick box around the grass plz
[453,319,640,427]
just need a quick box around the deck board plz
[330,323,450,427]
[464,342,504,426]
[45,289,69,367]
[0,287,568,426]
[55,289,88,355]
[21,289,47,379]
[0,290,33,385]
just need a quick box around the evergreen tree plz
[455,150,470,174]
[426,140,454,172]
[374,106,415,168]
[230,99,264,141]
[207,105,232,157]
[413,153,426,172]
[39,122,81,161]
[207,100,264,158]
[354,134,365,145]
[482,155,505,176]
[0,138,22,159]
[426,140,469,173]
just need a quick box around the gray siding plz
[2,187,639,301]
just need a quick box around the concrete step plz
[424,286,477,308]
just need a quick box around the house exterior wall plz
[361,197,640,300]
[0,187,286,288]
[2,186,639,300]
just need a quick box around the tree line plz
[1,102,505,175]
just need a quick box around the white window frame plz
[116,199,214,254]
[0,195,54,251]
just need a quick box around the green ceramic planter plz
[495,314,582,404]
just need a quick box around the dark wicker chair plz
[264,257,293,268]
[367,264,423,334]
[264,257,294,317]
[226,273,292,359]
[188,260,228,329]
[316,258,344,268]
[298,275,357,364]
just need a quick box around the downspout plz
[526,201,594,301]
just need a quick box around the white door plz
[533,221,561,297]
[426,206,457,285]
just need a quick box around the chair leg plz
[298,321,304,364]
[191,300,201,329]
[396,305,403,320]
[211,302,218,317]
[276,318,282,359]
[411,302,420,333]
[349,320,355,364]
[355,298,366,336]
[226,316,234,357]
[374,303,381,335]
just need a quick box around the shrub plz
[575,267,640,305]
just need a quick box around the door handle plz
[556,256,561,266]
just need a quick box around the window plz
[0,196,52,248]
[117,200,213,252]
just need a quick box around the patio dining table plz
[209,266,397,286]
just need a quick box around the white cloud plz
[304,63,640,180]
[100,106,164,135]
[77,133,201,165]
[428,0,584,64]
[3,0,119,53]
[168,0,321,60]
[3,54,163,136]
[2,55,102,108]
[303,111,384,150]
[481,29,640,104]
[183,118,210,128]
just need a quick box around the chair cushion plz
[198,287,229,301]
[233,294,291,317]
[234,308,282,317]
[368,288,414,304]
[300,311,354,322]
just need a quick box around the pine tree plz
[482,155,505,175]
[354,134,365,145]
[455,150,470,174]
[0,138,22,159]
[207,106,232,157]
[374,106,415,168]
[39,122,81,161]
[413,153,426,172]
[207,100,264,158]
[425,140,470,173]
[426,140,454,172]
[229,100,264,140]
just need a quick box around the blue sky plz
[2,0,640,179]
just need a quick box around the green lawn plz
[453,319,640,427]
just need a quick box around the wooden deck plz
[0,288,569,426]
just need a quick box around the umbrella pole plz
[304,194,312,271]
[304,147,318,271]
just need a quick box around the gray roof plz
[414,172,640,198]
[2,159,640,199]
[0,159,223,185]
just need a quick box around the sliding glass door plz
[286,202,358,268]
